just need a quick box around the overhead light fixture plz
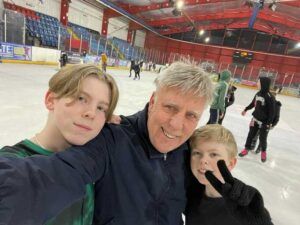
[296,43,300,48]
[199,29,205,36]
[176,0,184,10]
[204,37,210,43]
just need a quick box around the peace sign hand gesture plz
[205,160,273,225]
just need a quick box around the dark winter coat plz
[244,77,275,126]
[225,85,237,108]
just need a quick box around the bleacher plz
[2,1,141,59]
[26,12,69,47]
[111,37,144,60]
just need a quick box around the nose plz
[169,112,184,130]
[199,156,209,166]
[82,105,96,119]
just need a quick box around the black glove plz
[205,160,273,225]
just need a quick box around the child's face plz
[190,140,236,186]
[46,76,110,146]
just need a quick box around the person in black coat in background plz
[129,60,135,77]
[218,84,237,124]
[185,124,273,225]
[133,61,143,80]
[239,76,275,162]
[250,92,282,153]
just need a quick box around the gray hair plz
[154,61,214,106]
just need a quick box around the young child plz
[239,76,275,162]
[185,124,273,225]
[250,91,282,153]
[0,64,119,225]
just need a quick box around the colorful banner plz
[0,42,32,60]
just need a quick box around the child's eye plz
[210,153,218,157]
[78,96,86,102]
[97,105,107,113]
[191,151,202,157]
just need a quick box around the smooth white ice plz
[0,63,299,225]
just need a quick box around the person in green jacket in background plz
[0,64,119,225]
[207,70,231,124]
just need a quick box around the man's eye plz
[164,105,176,112]
[187,113,198,120]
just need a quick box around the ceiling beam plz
[160,20,300,41]
[147,8,300,30]
[115,0,236,15]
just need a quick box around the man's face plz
[147,87,206,153]
[47,76,110,146]
[190,141,236,186]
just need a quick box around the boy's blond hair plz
[190,124,238,159]
[48,64,119,121]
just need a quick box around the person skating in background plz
[101,52,108,72]
[60,52,68,67]
[0,64,119,225]
[185,124,273,225]
[250,91,281,153]
[239,76,275,162]
[218,83,237,124]
[129,59,135,77]
[207,70,231,124]
[133,61,143,80]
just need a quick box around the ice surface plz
[0,63,299,224]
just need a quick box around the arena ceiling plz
[90,0,300,42]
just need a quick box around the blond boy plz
[185,124,273,225]
[0,64,119,225]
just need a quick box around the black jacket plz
[245,77,275,125]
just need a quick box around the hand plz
[108,114,121,124]
[241,110,246,116]
[205,160,273,225]
[219,112,224,119]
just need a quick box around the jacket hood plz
[259,76,271,93]
[220,70,231,82]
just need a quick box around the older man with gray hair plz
[0,62,214,225]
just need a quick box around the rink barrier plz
[1,59,58,66]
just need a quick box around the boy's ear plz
[228,157,237,171]
[44,91,56,110]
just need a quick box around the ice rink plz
[0,63,299,224]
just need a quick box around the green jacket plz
[210,71,231,113]
[0,140,94,225]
